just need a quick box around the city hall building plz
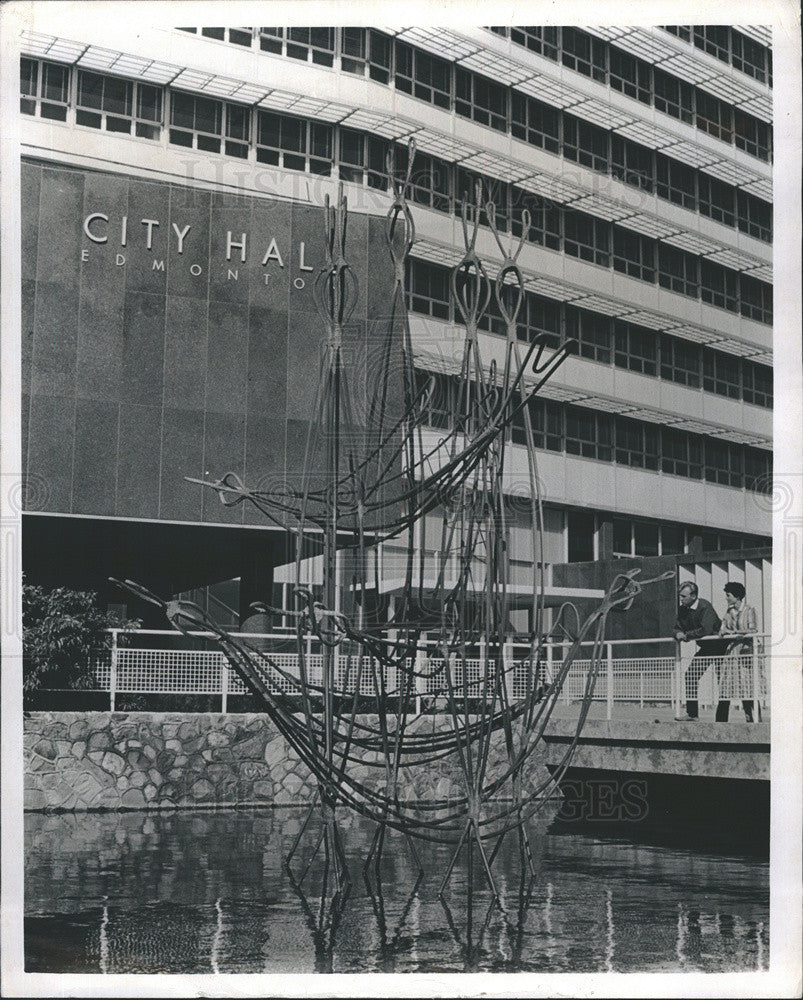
[17,18,773,631]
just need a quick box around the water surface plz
[25,808,768,974]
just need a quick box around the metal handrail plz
[92,628,771,719]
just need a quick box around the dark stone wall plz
[21,159,398,527]
[552,554,679,642]
[24,712,552,812]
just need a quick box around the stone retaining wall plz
[24,712,551,812]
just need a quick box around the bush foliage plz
[22,584,139,692]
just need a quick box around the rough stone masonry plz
[24,712,552,812]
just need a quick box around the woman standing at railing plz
[716,582,759,723]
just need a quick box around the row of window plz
[415,368,771,491]
[407,113,772,242]
[21,59,774,270]
[493,25,772,88]
[608,515,768,559]
[407,184,773,325]
[485,25,772,160]
[408,260,772,406]
[661,26,772,85]
[175,25,773,164]
[569,508,768,562]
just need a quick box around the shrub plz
[22,584,139,692]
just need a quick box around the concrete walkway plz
[542,705,770,781]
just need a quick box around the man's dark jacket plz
[674,599,725,655]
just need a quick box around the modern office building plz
[17,20,773,629]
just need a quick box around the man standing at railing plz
[673,582,725,721]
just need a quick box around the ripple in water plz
[24,807,769,974]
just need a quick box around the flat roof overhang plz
[362,577,606,609]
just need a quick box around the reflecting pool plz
[25,808,768,974]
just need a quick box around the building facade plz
[17,21,773,626]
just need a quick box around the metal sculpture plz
[113,140,671,904]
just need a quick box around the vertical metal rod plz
[109,629,118,712]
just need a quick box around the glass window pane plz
[103,76,132,116]
[171,92,196,130]
[194,96,222,134]
[43,64,68,103]
[78,71,104,109]
[20,58,38,96]
[137,84,162,122]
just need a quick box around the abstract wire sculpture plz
[114,140,671,908]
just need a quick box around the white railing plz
[87,629,771,721]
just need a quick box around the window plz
[256,112,332,174]
[613,226,655,281]
[511,93,560,154]
[696,90,732,143]
[191,26,253,46]
[739,274,773,323]
[698,173,735,226]
[510,26,559,61]
[703,348,741,399]
[661,524,686,555]
[415,370,453,429]
[76,71,134,134]
[563,115,609,173]
[614,320,658,375]
[615,416,659,470]
[561,28,606,82]
[365,29,393,83]
[658,244,699,298]
[340,27,366,74]
[399,147,450,212]
[513,398,562,450]
[565,405,612,460]
[732,30,769,83]
[737,191,772,242]
[566,307,611,363]
[744,447,772,492]
[340,27,393,81]
[223,104,250,158]
[613,518,632,555]
[454,167,506,230]
[563,209,610,267]
[511,190,561,251]
[395,43,451,109]
[660,334,701,388]
[455,68,507,131]
[656,154,696,211]
[653,67,694,124]
[20,57,38,114]
[338,129,388,188]
[734,110,771,161]
[567,509,596,562]
[661,428,702,479]
[521,292,561,347]
[611,136,653,191]
[701,260,738,312]
[259,27,335,65]
[663,26,692,43]
[476,292,507,336]
[406,259,450,320]
[609,46,651,104]
[19,58,68,120]
[705,440,743,488]
[694,25,730,62]
[742,361,773,408]
[169,92,226,152]
[634,520,660,556]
